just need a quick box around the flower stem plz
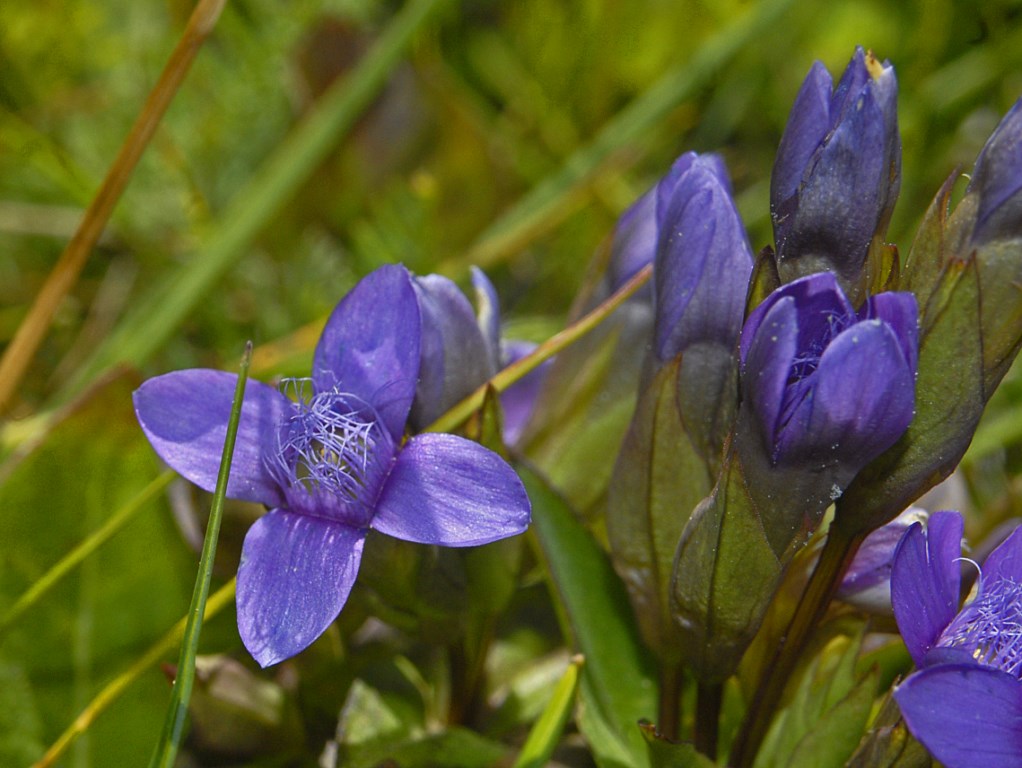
[730,524,865,767]
[657,661,683,741]
[694,682,721,760]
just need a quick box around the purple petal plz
[740,272,849,365]
[970,99,1022,245]
[237,509,365,667]
[654,155,753,358]
[891,511,964,666]
[778,318,915,467]
[741,295,800,456]
[313,264,420,442]
[500,339,550,445]
[784,86,888,276]
[771,60,833,228]
[470,267,502,364]
[609,186,658,292]
[372,433,531,546]
[410,274,495,429]
[979,522,1022,585]
[895,664,1022,768]
[134,369,289,507]
[861,292,919,374]
[837,507,928,612]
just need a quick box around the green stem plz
[695,682,722,760]
[657,661,683,742]
[730,525,865,768]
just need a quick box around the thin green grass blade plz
[66,0,449,399]
[0,469,174,642]
[512,655,584,768]
[148,342,252,768]
[444,0,797,275]
[33,580,237,768]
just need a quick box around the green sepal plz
[838,255,985,533]
[845,694,934,768]
[745,246,781,317]
[606,357,713,663]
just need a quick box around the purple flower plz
[608,186,658,293]
[134,265,531,667]
[771,47,900,287]
[739,272,917,470]
[836,506,928,613]
[891,511,1022,768]
[654,151,755,361]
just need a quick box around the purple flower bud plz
[654,152,755,361]
[771,47,901,289]
[740,272,917,474]
[608,186,658,293]
[968,98,1022,246]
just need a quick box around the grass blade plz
[148,342,252,768]
[68,0,449,399]
[0,0,227,414]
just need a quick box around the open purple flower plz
[739,272,917,471]
[134,265,531,667]
[891,511,1022,768]
[771,47,900,287]
[654,151,754,361]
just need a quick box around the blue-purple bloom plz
[892,511,1022,767]
[134,265,531,667]
[771,47,900,286]
[836,506,928,613]
[739,272,917,470]
[654,151,755,361]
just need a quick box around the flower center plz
[938,575,1022,678]
[266,380,393,526]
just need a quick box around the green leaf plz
[523,466,656,767]
[341,727,510,768]
[640,722,716,768]
[513,655,583,768]
[752,635,879,768]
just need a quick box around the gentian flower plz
[133,265,531,667]
[771,47,900,289]
[891,511,1022,768]
[739,271,917,472]
[654,151,755,361]
[607,186,658,294]
[969,98,1022,246]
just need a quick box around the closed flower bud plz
[654,152,755,361]
[771,47,900,294]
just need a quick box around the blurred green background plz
[3,0,1022,764]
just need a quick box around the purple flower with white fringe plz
[892,510,1022,768]
[134,265,531,667]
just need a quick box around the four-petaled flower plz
[892,511,1022,768]
[739,271,918,472]
[134,265,531,667]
